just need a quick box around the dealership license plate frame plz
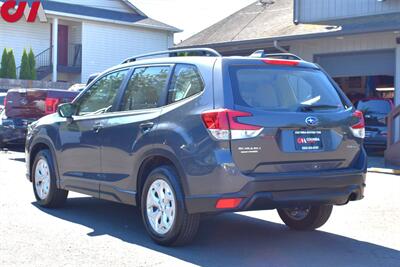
[294,130,324,151]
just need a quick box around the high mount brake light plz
[350,110,365,139]
[262,59,299,66]
[201,109,263,140]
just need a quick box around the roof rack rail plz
[249,50,303,61]
[122,48,222,64]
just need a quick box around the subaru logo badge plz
[305,116,319,126]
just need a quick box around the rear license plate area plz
[294,130,323,151]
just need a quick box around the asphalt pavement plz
[0,148,399,267]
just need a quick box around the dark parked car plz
[356,98,394,149]
[0,88,78,147]
[26,49,367,246]
[0,92,6,112]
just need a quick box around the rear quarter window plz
[168,64,204,104]
[229,66,345,112]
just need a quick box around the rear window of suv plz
[230,66,345,112]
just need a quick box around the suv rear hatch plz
[223,60,364,174]
[5,88,78,119]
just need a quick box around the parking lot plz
[0,147,399,267]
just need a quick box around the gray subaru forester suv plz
[26,48,367,246]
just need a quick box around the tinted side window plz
[77,70,128,116]
[121,66,170,111]
[168,64,204,104]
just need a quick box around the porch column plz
[52,18,58,82]
[395,43,400,142]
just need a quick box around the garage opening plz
[315,50,395,104]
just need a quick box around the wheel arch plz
[29,138,60,186]
[135,149,189,207]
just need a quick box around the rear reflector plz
[262,59,299,66]
[201,109,263,140]
[350,110,365,139]
[216,198,242,209]
[45,97,60,115]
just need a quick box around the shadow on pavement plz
[33,197,400,267]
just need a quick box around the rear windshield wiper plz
[297,105,340,112]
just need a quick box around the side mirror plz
[58,103,76,118]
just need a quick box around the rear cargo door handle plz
[139,122,154,133]
[93,123,103,133]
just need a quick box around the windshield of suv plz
[356,99,391,114]
[230,66,345,112]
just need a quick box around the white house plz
[0,0,180,83]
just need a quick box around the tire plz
[141,166,200,246]
[277,205,333,231]
[32,149,68,208]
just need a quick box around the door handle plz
[93,123,103,133]
[139,122,154,133]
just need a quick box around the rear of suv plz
[26,49,367,246]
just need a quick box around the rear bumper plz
[185,150,367,214]
[364,137,386,148]
[185,170,365,213]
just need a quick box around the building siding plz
[289,31,398,62]
[296,0,400,23]
[81,21,171,82]
[0,20,50,68]
[50,0,133,13]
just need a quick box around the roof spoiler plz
[249,50,303,61]
[122,48,222,64]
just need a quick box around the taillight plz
[201,109,263,140]
[350,110,365,139]
[45,97,60,114]
[262,59,299,66]
[3,96,6,107]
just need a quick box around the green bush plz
[0,48,8,78]
[19,49,30,80]
[6,49,17,79]
[28,48,36,80]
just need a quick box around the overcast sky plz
[131,0,255,43]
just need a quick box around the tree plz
[19,49,30,80]
[28,48,36,80]
[0,48,8,78]
[7,49,17,79]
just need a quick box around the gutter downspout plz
[274,40,289,53]
[293,0,300,25]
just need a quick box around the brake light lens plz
[201,109,263,140]
[262,59,299,66]
[3,96,6,107]
[216,198,242,209]
[45,97,60,115]
[350,110,365,139]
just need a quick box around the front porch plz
[17,18,82,83]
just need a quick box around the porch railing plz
[16,44,82,79]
